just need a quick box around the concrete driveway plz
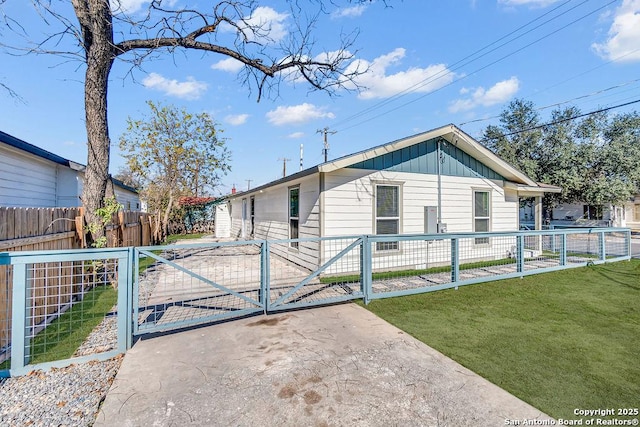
[95,303,552,426]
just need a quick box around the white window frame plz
[374,183,402,252]
[289,186,300,249]
[250,196,255,237]
[242,198,247,239]
[473,189,491,245]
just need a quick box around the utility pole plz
[278,157,291,177]
[245,179,252,191]
[317,127,337,162]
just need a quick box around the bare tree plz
[6,0,369,244]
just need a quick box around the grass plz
[137,233,206,274]
[0,233,206,372]
[1,284,117,369]
[362,259,640,419]
[320,257,518,284]
[164,233,206,244]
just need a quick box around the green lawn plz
[1,284,117,370]
[363,259,640,420]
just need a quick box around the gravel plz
[0,243,222,426]
[0,356,122,427]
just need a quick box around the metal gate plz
[266,237,366,311]
[133,241,266,335]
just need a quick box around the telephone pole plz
[317,127,337,162]
[278,157,291,177]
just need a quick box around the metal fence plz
[0,228,631,376]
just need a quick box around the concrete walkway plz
[95,303,552,427]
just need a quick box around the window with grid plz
[289,187,299,248]
[474,190,490,244]
[376,185,399,251]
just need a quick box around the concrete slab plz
[95,303,552,427]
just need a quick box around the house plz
[223,124,561,271]
[0,130,141,210]
[521,199,640,231]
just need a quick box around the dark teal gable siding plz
[347,138,504,180]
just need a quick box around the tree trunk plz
[162,193,174,240]
[76,0,115,246]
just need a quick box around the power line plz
[478,98,640,144]
[460,77,640,126]
[335,0,617,133]
[460,48,640,126]
[332,0,596,130]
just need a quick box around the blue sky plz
[1,0,639,195]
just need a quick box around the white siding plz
[0,145,58,207]
[56,167,80,207]
[215,203,231,238]
[114,186,141,211]
[229,174,321,270]
[323,169,517,236]
[321,168,520,272]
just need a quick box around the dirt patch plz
[303,390,322,405]
[277,384,297,399]
[307,375,322,384]
[247,315,290,327]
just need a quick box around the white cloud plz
[449,77,520,113]
[239,6,289,43]
[288,132,305,139]
[498,0,562,7]
[111,0,176,14]
[331,5,367,19]
[211,58,245,73]
[348,48,457,100]
[592,0,640,63]
[266,103,335,126]
[225,114,250,126]
[142,73,208,100]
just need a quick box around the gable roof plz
[0,130,139,194]
[231,124,559,198]
[320,124,537,186]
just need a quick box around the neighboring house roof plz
[0,129,73,168]
[232,124,561,198]
[0,130,138,194]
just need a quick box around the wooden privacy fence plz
[104,210,159,248]
[0,206,157,360]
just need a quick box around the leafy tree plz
[119,101,231,238]
[483,100,640,212]
[538,106,586,206]
[483,99,542,181]
[4,0,372,244]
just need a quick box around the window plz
[583,205,603,220]
[634,204,640,222]
[250,196,255,237]
[376,185,400,251]
[474,190,490,244]
[289,187,299,248]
